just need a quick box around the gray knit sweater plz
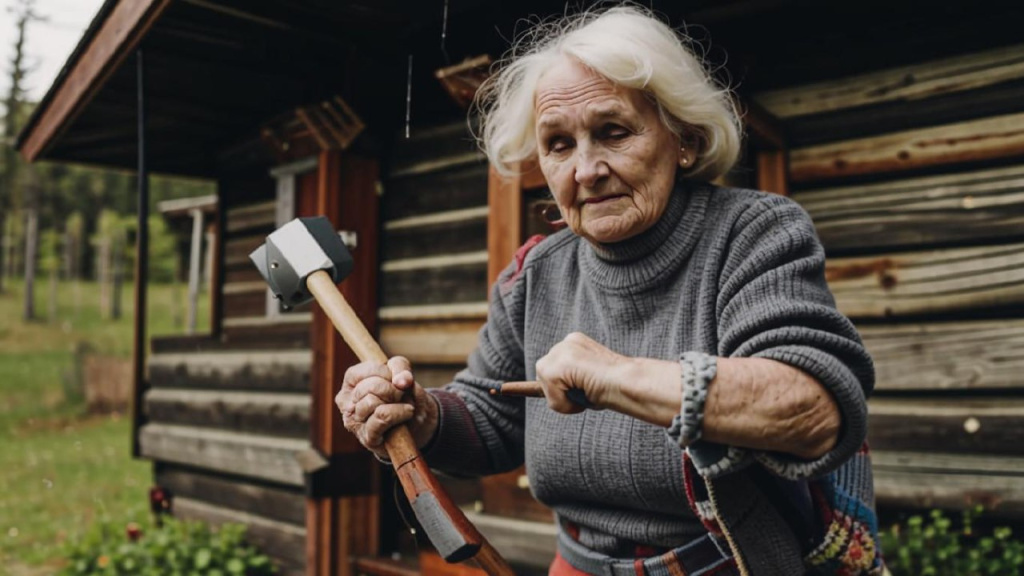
[424,179,874,568]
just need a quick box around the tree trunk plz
[22,208,37,321]
[1,215,10,289]
[98,238,110,319]
[111,233,123,320]
[48,266,57,322]
[0,215,6,294]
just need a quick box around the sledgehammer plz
[250,217,514,575]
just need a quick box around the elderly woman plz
[339,6,882,576]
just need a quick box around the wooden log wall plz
[379,122,490,380]
[141,170,317,575]
[753,43,1024,518]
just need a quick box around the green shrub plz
[882,507,1024,576]
[59,516,276,575]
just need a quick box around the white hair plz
[473,5,742,181]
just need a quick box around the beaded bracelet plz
[666,351,716,448]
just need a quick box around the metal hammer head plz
[249,216,354,308]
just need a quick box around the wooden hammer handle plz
[305,270,515,575]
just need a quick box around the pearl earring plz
[680,147,689,166]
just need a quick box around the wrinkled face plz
[534,57,691,244]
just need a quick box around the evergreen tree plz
[2,0,43,294]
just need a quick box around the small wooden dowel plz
[491,381,544,397]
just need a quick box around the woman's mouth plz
[583,194,625,205]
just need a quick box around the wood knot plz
[879,272,898,290]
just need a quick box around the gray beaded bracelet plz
[666,351,716,448]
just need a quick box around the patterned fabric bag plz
[683,442,885,575]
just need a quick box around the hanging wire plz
[441,0,451,65]
[405,54,414,139]
[393,476,419,540]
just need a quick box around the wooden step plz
[352,556,420,576]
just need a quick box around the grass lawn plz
[0,278,208,573]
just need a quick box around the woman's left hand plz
[535,332,632,414]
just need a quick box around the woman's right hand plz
[336,356,439,460]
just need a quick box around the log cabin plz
[15,0,1024,574]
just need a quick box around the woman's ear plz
[678,132,700,169]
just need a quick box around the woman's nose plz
[574,145,610,187]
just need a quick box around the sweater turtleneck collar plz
[578,177,710,292]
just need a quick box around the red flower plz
[126,522,142,542]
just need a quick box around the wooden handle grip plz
[304,270,515,574]
[491,381,544,397]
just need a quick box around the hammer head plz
[249,216,354,308]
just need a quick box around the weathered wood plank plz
[225,233,265,266]
[223,280,266,295]
[790,112,1024,183]
[156,465,306,525]
[385,206,490,231]
[783,81,1024,148]
[872,451,1024,474]
[222,313,313,328]
[826,242,1024,319]
[862,319,1024,391]
[173,497,305,576]
[225,201,275,234]
[223,290,271,319]
[223,265,265,286]
[462,511,556,571]
[382,218,487,262]
[387,121,484,178]
[139,423,307,486]
[412,366,461,389]
[352,557,420,576]
[868,398,1024,455]
[145,389,309,438]
[381,251,488,273]
[378,302,489,322]
[754,43,1024,119]
[382,164,488,221]
[873,451,1024,517]
[380,263,488,308]
[148,350,310,392]
[380,319,483,364]
[480,468,553,524]
[220,319,312,349]
[795,164,1024,251]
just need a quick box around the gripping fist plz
[336,356,438,459]
[535,332,631,414]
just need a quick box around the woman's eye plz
[600,125,630,140]
[548,137,572,153]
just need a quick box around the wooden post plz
[209,198,223,337]
[487,165,524,286]
[186,208,204,334]
[307,150,380,576]
[744,100,790,197]
[756,149,789,196]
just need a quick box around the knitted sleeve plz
[420,259,529,477]
[714,194,874,480]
